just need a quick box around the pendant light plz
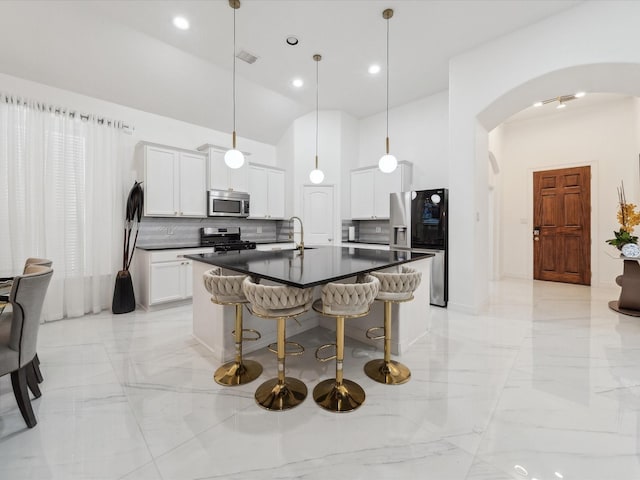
[224,0,244,169]
[309,54,325,184]
[378,8,397,174]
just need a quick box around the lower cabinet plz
[135,247,212,309]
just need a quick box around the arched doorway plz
[449,58,640,312]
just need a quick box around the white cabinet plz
[248,164,286,219]
[350,161,412,219]
[198,144,249,192]
[135,247,212,310]
[139,142,207,218]
[351,169,374,220]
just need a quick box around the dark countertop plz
[185,246,433,288]
[137,244,209,251]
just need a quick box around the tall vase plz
[112,270,135,314]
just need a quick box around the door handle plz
[533,226,540,241]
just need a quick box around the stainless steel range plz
[200,227,256,252]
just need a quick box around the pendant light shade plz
[378,8,397,174]
[226,0,244,169]
[309,54,324,184]
[309,168,324,184]
[379,153,397,173]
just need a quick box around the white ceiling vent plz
[236,50,258,64]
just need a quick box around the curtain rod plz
[0,92,135,134]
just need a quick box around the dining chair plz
[0,265,53,428]
[0,258,52,391]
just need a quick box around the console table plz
[609,258,640,317]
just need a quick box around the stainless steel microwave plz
[207,190,250,217]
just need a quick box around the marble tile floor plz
[0,279,638,479]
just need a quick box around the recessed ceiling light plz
[575,91,586,98]
[368,64,381,75]
[533,101,543,107]
[286,36,299,46]
[292,78,304,88]
[556,102,566,109]
[173,16,190,30]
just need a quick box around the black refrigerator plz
[389,188,448,307]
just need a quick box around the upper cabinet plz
[198,144,249,193]
[139,142,207,218]
[350,161,412,219]
[248,163,286,219]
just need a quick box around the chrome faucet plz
[288,216,305,253]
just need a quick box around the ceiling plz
[505,93,632,124]
[0,0,582,144]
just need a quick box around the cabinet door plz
[179,152,207,217]
[150,261,183,304]
[248,165,268,218]
[208,149,229,191]
[267,169,285,219]
[228,163,249,192]
[351,169,375,219]
[145,146,178,216]
[183,260,193,298]
[374,168,402,218]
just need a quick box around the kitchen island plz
[186,246,433,362]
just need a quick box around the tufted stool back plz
[203,267,248,304]
[370,266,421,302]
[319,274,380,316]
[242,277,313,317]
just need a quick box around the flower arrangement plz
[606,181,640,250]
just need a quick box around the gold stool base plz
[214,360,263,386]
[255,377,307,411]
[364,359,411,385]
[313,378,365,412]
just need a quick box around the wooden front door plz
[533,166,591,285]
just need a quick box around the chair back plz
[8,265,53,367]
[203,267,248,304]
[24,258,53,270]
[370,266,421,301]
[321,274,380,316]
[242,277,313,317]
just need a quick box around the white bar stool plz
[203,268,262,386]
[242,277,313,411]
[365,266,422,385]
[312,274,380,412]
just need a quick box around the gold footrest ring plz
[230,328,262,342]
[313,378,365,412]
[365,326,385,341]
[315,343,337,362]
[214,360,263,386]
[255,377,307,411]
[267,341,305,356]
[364,359,411,385]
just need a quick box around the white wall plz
[275,122,295,217]
[358,91,449,190]
[491,96,639,287]
[449,0,640,312]
[0,72,277,185]
[284,110,359,240]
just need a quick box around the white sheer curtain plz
[0,96,125,321]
